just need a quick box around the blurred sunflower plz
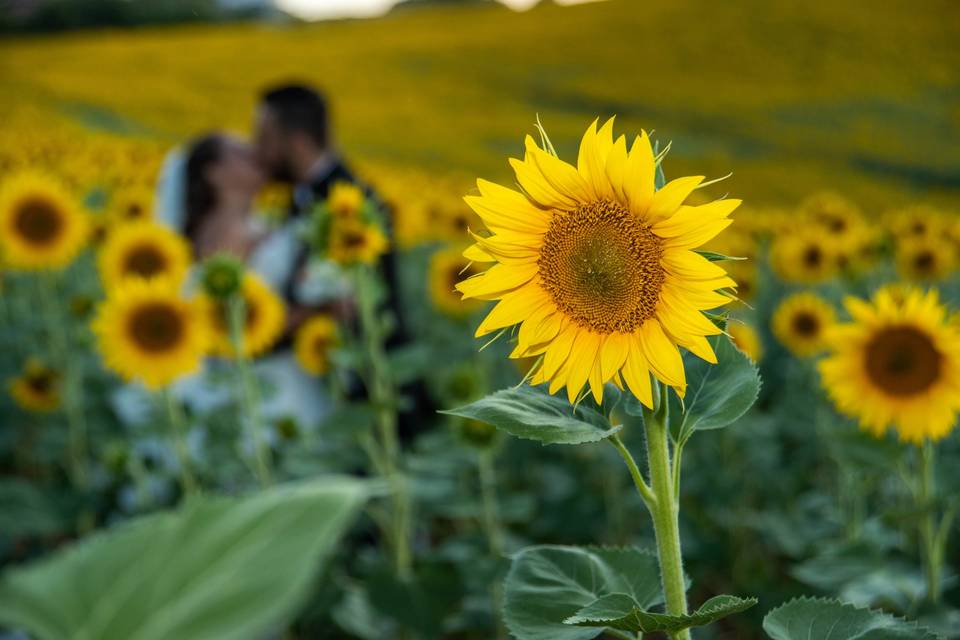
[202,272,285,358]
[819,288,960,443]
[294,314,339,375]
[98,221,191,290]
[802,192,866,247]
[770,229,838,284]
[885,205,944,240]
[772,292,836,357]
[327,181,364,217]
[110,185,153,222]
[9,359,60,412]
[457,118,738,406]
[0,173,88,270]
[92,278,208,389]
[429,246,484,317]
[328,218,389,265]
[896,236,955,282]
[728,322,762,362]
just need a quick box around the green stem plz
[355,265,412,579]
[41,273,88,490]
[609,434,656,511]
[163,389,197,497]
[478,449,507,640]
[643,386,689,640]
[227,294,272,486]
[919,441,941,604]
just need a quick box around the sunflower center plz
[802,246,822,268]
[124,244,168,278]
[864,326,942,397]
[913,251,935,273]
[128,303,185,353]
[538,200,664,334]
[14,197,64,247]
[313,335,331,358]
[342,231,367,249]
[792,312,820,337]
[27,371,55,394]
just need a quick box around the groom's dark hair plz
[260,83,329,149]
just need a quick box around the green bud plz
[201,254,245,300]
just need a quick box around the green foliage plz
[0,477,367,640]
[763,597,940,640]
[565,592,757,634]
[502,545,666,640]
[671,334,761,444]
[441,386,621,446]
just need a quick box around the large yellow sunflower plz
[819,288,960,443]
[98,221,191,290]
[429,246,485,318]
[92,278,208,389]
[9,359,60,412]
[0,173,89,270]
[772,292,836,357]
[294,314,339,375]
[456,118,739,406]
[201,272,286,358]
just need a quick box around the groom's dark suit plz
[286,156,433,439]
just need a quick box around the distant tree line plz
[0,0,289,34]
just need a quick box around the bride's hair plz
[184,134,223,243]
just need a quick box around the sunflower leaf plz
[503,545,666,640]
[441,386,621,446]
[672,334,760,443]
[762,597,940,640]
[0,477,367,640]
[564,593,757,634]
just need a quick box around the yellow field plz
[1,0,958,212]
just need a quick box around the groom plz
[253,83,431,433]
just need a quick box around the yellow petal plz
[661,249,730,281]
[647,175,704,224]
[661,218,734,250]
[600,332,630,381]
[524,136,591,203]
[622,337,653,408]
[463,243,495,263]
[605,135,629,203]
[565,330,602,404]
[474,282,550,336]
[624,132,656,215]
[652,199,740,237]
[510,157,577,210]
[456,262,538,300]
[639,319,686,388]
[577,117,615,200]
[543,324,578,379]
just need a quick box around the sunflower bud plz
[201,254,244,300]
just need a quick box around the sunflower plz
[819,288,960,443]
[98,221,191,290]
[201,272,286,358]
[728,322,763,362]
[327,181,364,217]
[770,228,839,284]
[456,118,739,406]
[110,185,153,222]
[896,236,955,282]
[9,359,60,412]
[294,314,339,375]
[885,205,945,240]
[0,172,89,270]
[92,278,208,389]
[328,218,389,266]
[771,292,835,358]
[429,246,485,317]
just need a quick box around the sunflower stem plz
[354,264,412,580]
[41,273,88,491]
[918,441,942,604]
[227,293,272,487]
[163,388,197,498]
[643,384,690,640]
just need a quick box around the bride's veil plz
[154,147,188,233]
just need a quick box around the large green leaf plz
[503,545,666,640]
[565,592,757,634]
[673,334,760,443]
[763,597,940,640]
[441,386,621,446]
[0,477,367,640]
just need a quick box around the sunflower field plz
[1,1,960,639]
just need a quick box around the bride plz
[151,133,328,435]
